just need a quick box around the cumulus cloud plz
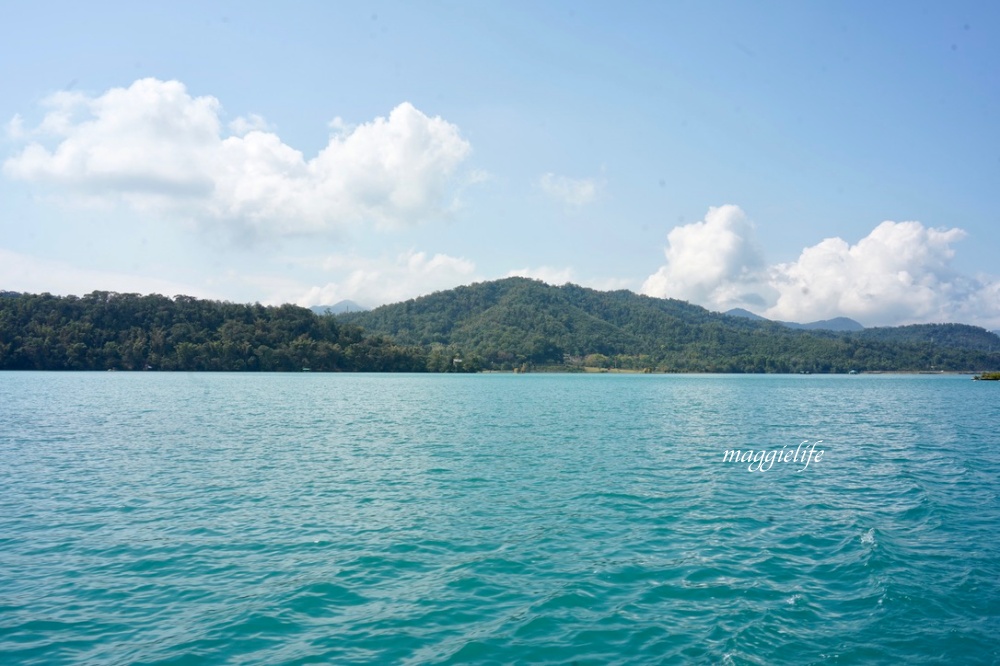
[642,204,772,310]
[538,172,601,207]
[296,249,478,308]
[6,114,26,140]
[228,113,270,136]
[3,78,472,239]
[765,221,989,325]
[506,265,577,285]
[643,206,1000,328]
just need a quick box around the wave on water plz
[1,373,998,664]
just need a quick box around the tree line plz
[4,283,998,373]
[0,291,481,372]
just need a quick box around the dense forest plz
[0,291,480,372]
[340,278,1000,373]
[3,282,998,373]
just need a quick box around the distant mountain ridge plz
[311,300,368,315]
[725,308,864,332]
[340,278,1000,372]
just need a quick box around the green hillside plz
[4,282,997,373]
[856,323,1000,351]
[340,278,1000,373]
[0,291,438,372]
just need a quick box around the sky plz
[2,1,999,328]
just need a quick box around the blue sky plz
[2,1,999,328]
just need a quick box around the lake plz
[1,372,998,664]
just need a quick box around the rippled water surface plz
[1,372,998,664]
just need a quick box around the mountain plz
[341,278,1000,373]
[311,300,368,315]
[725,307,769,321]
[724,308,864,332]
[788,317,864,332]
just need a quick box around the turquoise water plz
[1,373,998,664]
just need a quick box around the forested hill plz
[339,278,1000,373]
[3,284,997,373]
[0,291,464,372]
[856,323,1000,351]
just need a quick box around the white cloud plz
[328,116,355,135]
[228,113,270,136]
[296,249,478,308]
[505,267,634,292]
[0,247,213,298]
[538,172,601,207]
[4,78,473,240]
[642,206,1000,328]
[506,265,576,285]
[641,204,772,310]
[765,221,992,326]
[6,114,26,140]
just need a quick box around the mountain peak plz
[311,300,368,315]
[725,308,769,321]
